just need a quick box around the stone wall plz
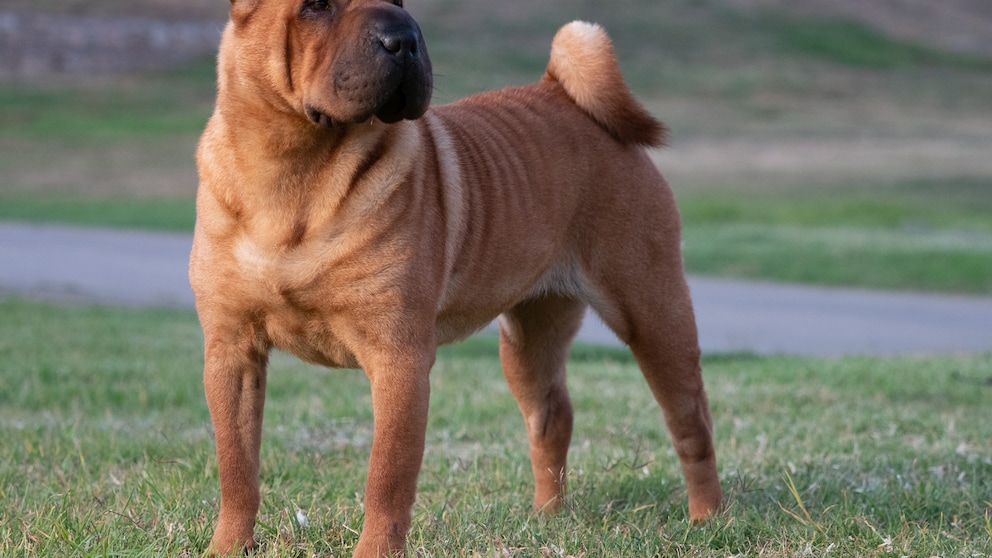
[0,12,222,78]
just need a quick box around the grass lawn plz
[1,297,990,556]
[677,176,992,294]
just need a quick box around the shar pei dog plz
[190,0,722,555]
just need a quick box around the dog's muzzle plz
[369,21,428,123]
[306,5,433,127]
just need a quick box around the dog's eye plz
[301,0,333,16]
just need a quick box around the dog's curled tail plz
[545,21,667,147]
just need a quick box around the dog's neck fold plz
[198,91,422,246]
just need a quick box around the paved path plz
[2,222,990,356]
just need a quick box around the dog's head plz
[225,0,433,127]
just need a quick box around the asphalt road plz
[2,222,990,356]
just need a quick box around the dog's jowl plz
[191,1,722,555]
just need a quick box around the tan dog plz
[190,1,722,555]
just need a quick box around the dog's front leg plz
[353,351,432,558]
[202,334,268,556]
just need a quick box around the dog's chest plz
[234,234,323,293]
[233,234,359,368]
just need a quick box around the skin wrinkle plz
[283,17,295,94]
[349,133,394,192]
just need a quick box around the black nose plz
[378,27,418,57]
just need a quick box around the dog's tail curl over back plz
[545,21,667,147]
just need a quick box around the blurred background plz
[2,0,991,295]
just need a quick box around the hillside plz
[3,0,992,78]
[5,0,992,52]
[2,0,991,293]
[775,0,992,57]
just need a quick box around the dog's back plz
[434,21,664,151]
[422,21,679,344]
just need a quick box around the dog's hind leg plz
[498,294,586,511]
[588,249,722,522]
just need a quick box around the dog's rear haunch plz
[191,1,722,556]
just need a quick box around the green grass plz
[679,177,992,231]
[768,17,992,70]
[2,297,991,556]
[0,194,195,231]
[683,223,992,293]
[678,176,992,293]
[0,59,213,201]
[0,59,216,145]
